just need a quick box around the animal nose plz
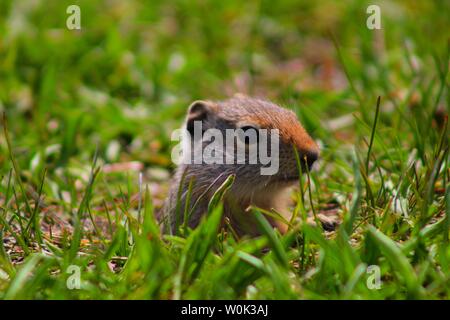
[304,150,319,169]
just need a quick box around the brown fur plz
[160,95,320,237]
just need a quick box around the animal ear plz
[233,93,249,99]
[186,100,213,135]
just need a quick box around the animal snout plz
[304,150,319,170]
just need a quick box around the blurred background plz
[0,0,448,215]
[0,0,449,300]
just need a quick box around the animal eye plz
[238,125,259,144]
[240,125,257,132]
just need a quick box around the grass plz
[0,0,449,299]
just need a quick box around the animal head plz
[182,95,319,193]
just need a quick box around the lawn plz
[0,0,449,299]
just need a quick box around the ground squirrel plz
[161,95,323,237]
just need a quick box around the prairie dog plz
[161,95,320,236]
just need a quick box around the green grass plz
[0,0,449,299]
